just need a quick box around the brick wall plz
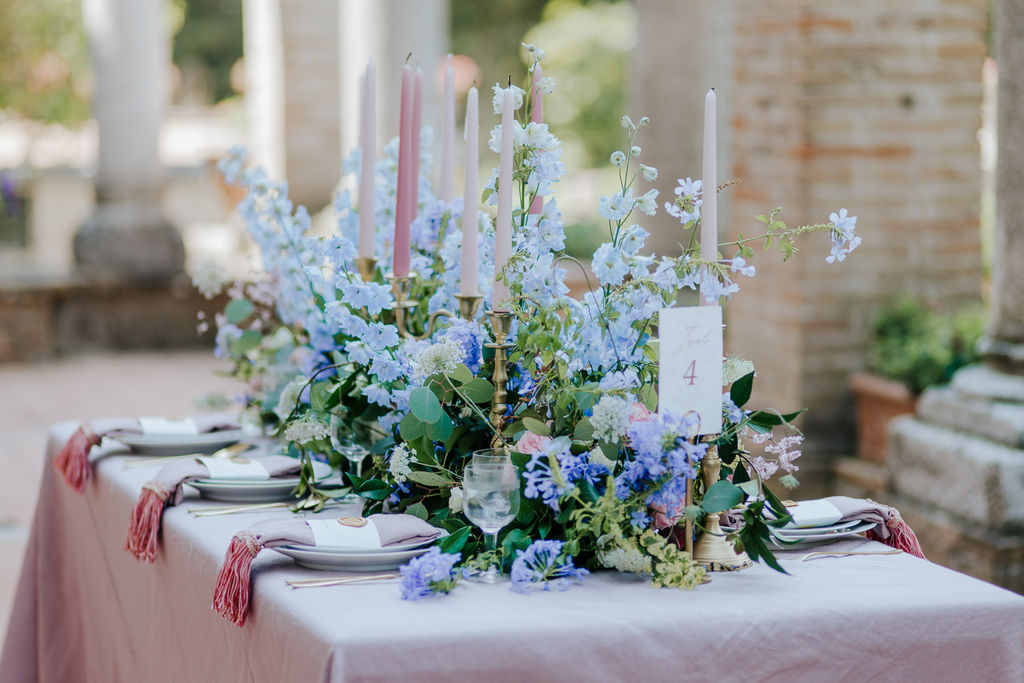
[728,0,986,484]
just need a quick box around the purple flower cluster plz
[510,540,588,593]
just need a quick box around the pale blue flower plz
[399,547,460,600]
[599,189,634,222]
[510,540,588,593]
[592,243,629,287]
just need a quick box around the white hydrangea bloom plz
[283,414,330,444]
[414,339,463,379]
[590,394,631,442]
[389,443,414,484]
[192,260,227,299]
[448,486,464,513]
[600,546,652,575]
[274,376,306,422]
[723,357,756,385]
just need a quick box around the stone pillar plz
[244,0,342,211]
[886,0,1024,593]
[75,0,184,282]
[630,0,735,257]
[728,1,986,490]
[982,0,1024,373]
[338,0,450,163]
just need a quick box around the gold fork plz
[286,574,398,588]
[800,549,902,562]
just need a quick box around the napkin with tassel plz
[54,415,239,492]
[125,454,303,563]
[213,515,442,627]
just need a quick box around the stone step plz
[952,365,1024,404]
[917,385,1024,449]
[889,416,1024,530]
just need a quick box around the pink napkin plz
[824,495,926,559]
[125,455,302,563]
[54,414,239,492]
[213,514,443,627]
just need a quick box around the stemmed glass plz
[462,449,521,583]
[330,416,369,502]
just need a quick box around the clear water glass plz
[462,450,520,583]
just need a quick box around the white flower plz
[640,164,658,181]
[590,395,631,442]
[520,122,557,151]
[388,443,414,484]
[448,486,464,513]
[609,151,626,167]
[283,415,330,444]
[491,83,526,114]
[630,146,641,157]
[192,260,227,299]
[274,376,306,422]
[600,546,652,575]
[723,357,756,385]
[537,77,555,94]
[522,42,546,63]
[414,339,463,379]
[621,115,635,130]
[635,188,659,216]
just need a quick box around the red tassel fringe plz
[867,516,926,559]
[54,426,101,493]
[125,485,170,563]
[212,533,261,627]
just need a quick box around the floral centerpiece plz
[197,46,859,595]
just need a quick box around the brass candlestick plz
[485,309,513,449]
[455,293,483,320]
[355,257,378,283]
[388,274,476,340]
[692,444,752,572]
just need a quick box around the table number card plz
[658,306,723,435]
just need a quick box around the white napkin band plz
[196,457,270,480]
[307,518,382,549]
[139,417,199,436]
[786,499,843,528]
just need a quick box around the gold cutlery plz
[286,574,398,588]
[800,549,902,562]
[124,442,252,469]
[188,500,345,517]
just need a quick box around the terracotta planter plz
[850,372,917,464]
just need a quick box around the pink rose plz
[650,503,683,530]
[516,431,552,455]
[629,403,654,424]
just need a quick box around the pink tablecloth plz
[2,421,1024,682]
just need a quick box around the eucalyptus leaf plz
[405,502,429,520]
[425,411,454,442]
[573,419,595,442]
[225,298,254,324]
[450,364,474,385]
[399,413,426,441]
[461,378,495,403]
[406,470,453,487]
[521,417,550,436]
[409,386,443,423]
[700,480,745,514]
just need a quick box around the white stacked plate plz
[770,519,876,547]
[116,430,244,456]
[272,531,449,571]
[187,460,334,503]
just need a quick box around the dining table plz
[2,420,1023,682]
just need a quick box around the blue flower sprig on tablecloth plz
[399,548,461,601]
[510,540,589,593]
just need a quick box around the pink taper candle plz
[493,87,515,310]
[410,67,423,221]
[358,60,376,259]
[700,88,717,306]
[393,65,412,277]
[440,55,455,203]
[528,63,544,216]
[459,86,479,296]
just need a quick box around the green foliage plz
[868,298,985,394]
[171,0,244,103]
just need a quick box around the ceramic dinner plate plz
[273,531,448,571]
[770,520,876,547]
[116,430,244,456]
[187,460,333,503]
[774,519,864,536]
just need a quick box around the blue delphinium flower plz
[523,451,567,512]
[510,540,588,593]
[722,393,747,425]
[630,509,652,530]
[399,548,461,601]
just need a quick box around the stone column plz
[630,0,735,257]
[982,0,1024,373]
[244,0,342,211]
[728,0,986,490]
[338,0,450,163]
[75,0,184,282]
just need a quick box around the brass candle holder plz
[485,309,513,449]
[692,443,752,572]
[388,275,480,340]
[355,257,378,283]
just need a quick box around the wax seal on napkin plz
[212,515,442,627]
[54,414,239,493]
[337,516,368,527]
[125,455,301,563]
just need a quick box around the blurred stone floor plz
[0,350,238,646]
